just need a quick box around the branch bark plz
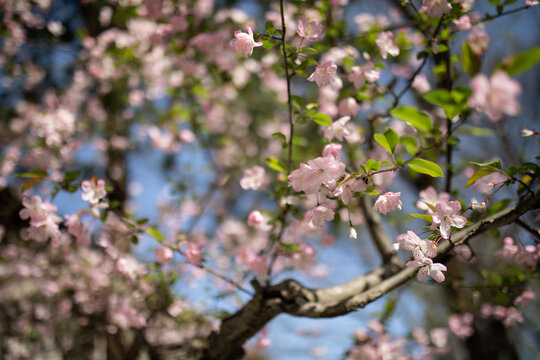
[203,190,540,359]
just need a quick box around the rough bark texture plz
[203,190,540,359]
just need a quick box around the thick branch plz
[204,190,540,359]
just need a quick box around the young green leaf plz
[374,133,392,155]
[498,47,540,76]
[461,41,480,77]
[147,227,165,242]
[466,168,497,188]
[312,112,333,126]
[390,106,432,132]
[407,158,444,177]
[400,136,417,155]
[265,157,287,173]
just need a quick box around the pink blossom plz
[373,192,402,215]
[81,178,107,205]
[467,28,489,55]
[416,186,450,214]
[230,26,263,58]
[307,60,338,87]
[186,242,203,266]
[496,237,519,260]
[306,205,335,228]
[324,116,351,142]
[236,247,267,275]
[247,210,264,226]
[448,313,474,339]
[64,213,91,246]
[348,62,381,89]
[155,246,174,265]
[240,165,266,190]
[375,31,400,59]
[432,200,467,239]
[525,0,539,6]
[406,256,447,282]
[297,17,324,41]
[412,74,431,94]
[288,156,346,194]
[514,287,535,307]
[322,143,342,160]
[19,196,62,242]
[468,70,521,122]
[420,0,452,18]
[349,226,358,239]
[398,230,437,259]
[453,15,472,31]
[338,97,361,117]
[333,175,367,205]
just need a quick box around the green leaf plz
[312,113,333,126]
[16,169,48,178]
[470,160,502,170]
[454,126,494,136]
[466,168,497,187]
[291,95,304,109]
[382,160,394,167]
[407,158,444,177]
[390,106,432,132]
[62,170,80,183]
[384,128,399,153]
[410,214,433,222]
[147,227,165,242]
[365,159,382,172]
[22,176,46,192]
[272,132,287,143]
[265,157,287,173]
[499,47,540,76]
[374,133,392,155]
[265,21,275,35]
[400,136,417,155]
[461,41,480,76]
[298,47,319,55]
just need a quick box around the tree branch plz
[204,190,540,359]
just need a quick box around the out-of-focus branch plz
[204,190,540,359]
[359,195,401,264]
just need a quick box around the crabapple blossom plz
[468,70,521,122]
[296,17,324,41]
[453,15,472,31]
[154,246,174,265]
[186,242,203,266]
[448,313,474,339]
[373,192,402,215]
[305,205,335,228]
[307,60,338,87]
[514,287,536,307]
[333,175,367,205]
[288,156,346,194]
[375,31,399,59]
[420,0,452,18]
[525,0,539,6]
[240,165,265,190]
[324,116,351,142]
[432,200,467,239]
[416,186,450,214]
[411,74,431,94]
[230,26,262,58]
[322,143,342,160]
[349,226,358,239]
[338,97,360,117]
[247,210,264,226]
[406,256,447,282]
[397,231,437,259]
[348,62,381,89]
[81,178,107,205]
[467,28,489,55]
